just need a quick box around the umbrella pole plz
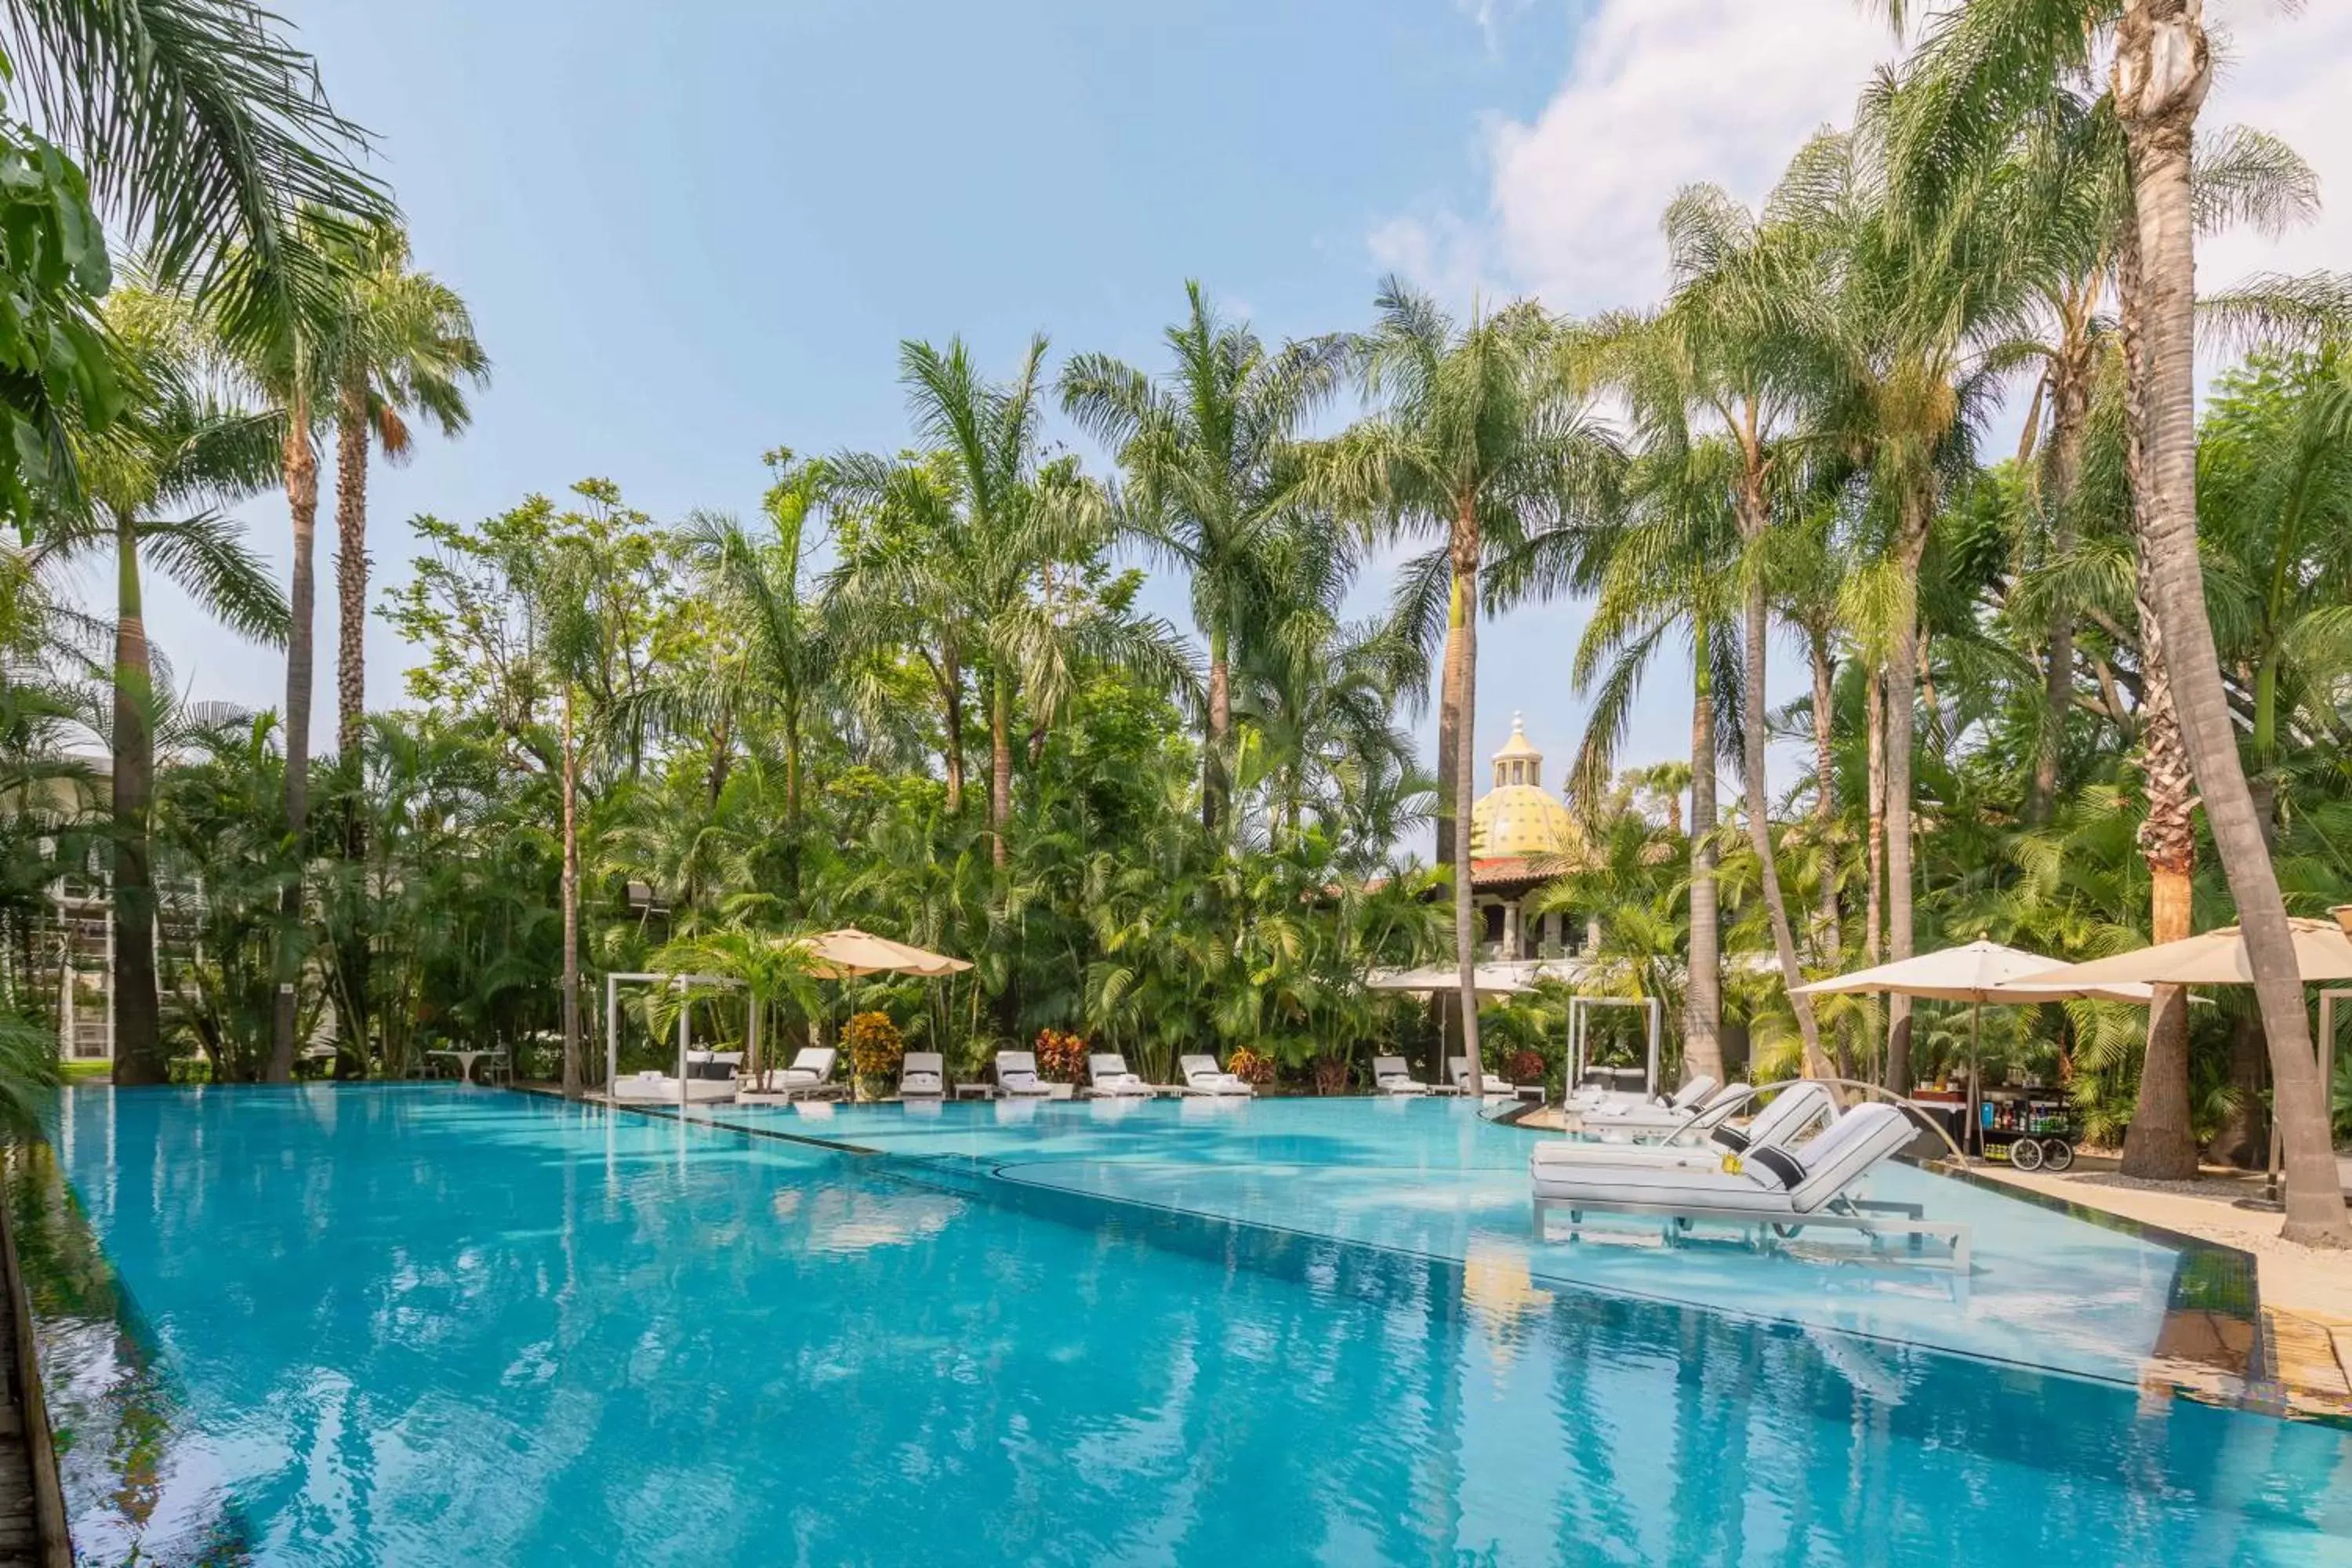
[1969,1003,1982,1162]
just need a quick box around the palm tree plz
[1316,279,1617,1093]
[670,456,840,905]
[55,289,286,1083]
[0,0,389,328]
[833,336,1194,873]
[1059,283,1341,832]
[319,218,487,764]
[1564,434,1743,1088]
[1780,104,2046,1091]
[2113,0,2344,1244]
[1595,190,1836,1078]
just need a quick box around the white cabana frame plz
[604,971,750,1109]
[1567,994,1664,1099]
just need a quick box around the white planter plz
[1046,1083,1076,1101]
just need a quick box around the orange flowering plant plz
[1225,1047,1276,1087]
[1033,1028,1090,1083]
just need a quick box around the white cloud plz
[1396,0,2352,322]
[1390,0,1896,311]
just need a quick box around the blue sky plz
[120,0,2349,846]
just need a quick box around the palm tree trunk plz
[111,519,165,1086]
[1686,620,1723,1088]
[1864,666,1886,991]
[332,378,370,766]
[268,408,318,1083]
[942,645,965,815]
[2117,270,2200,1181]
[1809,633,1841,958]
[561,681,582,1100]
[1450,530,1483,1097]
[1882,504,1930,1095]
[332,377,372,1071]
[2027,318,2093,826]
[1433,585,1465,873]
[989,670,1012,870]
[1740,564,1828,1076]
[2117,0,2345,1245]
[1204,622,1231,833]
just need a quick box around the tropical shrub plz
[844,1012,905,1085]
[1033,1028,1089,1083]
[1225,1046,1276,1087]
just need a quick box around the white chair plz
[1179,1054,1254,1096]
[1532,1081,1837,1171]
[1084,1053,1154,1098]
[995,1050,1056,1098]
[1580,1075,1728,1131]
[1532,1103,1968,1270]
[755,1047,840,1101]
[1446,1056,1543,1102]
[1370,1055,1432,1096]
[898,1051,945,1100]
[1567,1072,1715,1116]
[612,1069,739,1105]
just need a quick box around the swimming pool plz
[30,1086,2352,1565]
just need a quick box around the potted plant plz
[844,1011,905,1102]
[1226,1046,1276,1091]
[1033,1028,1088,1099]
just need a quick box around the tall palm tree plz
[1597,187,1836,1078]
[56,289,286,1083]
[1316,279,1617,1092]
[1564,434,1744,1088]
[835,336,1194,873]
[2114,0,2343,1244]
[1059,283,1341,832]
[320,218,487,764]
[670,457,840,905]
[1781,107,2045,1091]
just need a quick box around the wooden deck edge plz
[0,1149,71,1568]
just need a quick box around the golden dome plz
[1470,714,1578,858]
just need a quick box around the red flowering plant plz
[1505,1050,1546,1088]
[1225,1046,1277,1087]
[1033,1028,1091,1083]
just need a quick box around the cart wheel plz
[2040,1138,2074,1173]
[2009,1136,2045,1171]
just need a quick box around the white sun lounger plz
[995,1050,1057,1098]
[898,1051,945,1100]
[1568,1073,1715,1115]
[1533,1103,1968,1270]
[1531,1080,1837,1171]
[1577,1075,1730,1132]
[612,1069,739,1105]
[748,1047,842,1101]
[1370,1054,1432,1096]
[1084,1053,1155,1098]
[1446,1056,1544,1102]
[1179,1054,1254,1096]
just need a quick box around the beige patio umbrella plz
[2028,918,2352,1207]
[2019,917,2352,988]
[1792,939,2154,1152]
[796,927,973,979]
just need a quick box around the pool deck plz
[1974,1160,2352,1419]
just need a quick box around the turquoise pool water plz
[703,1094,2187,1381]
[37,1086,2352,1566]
